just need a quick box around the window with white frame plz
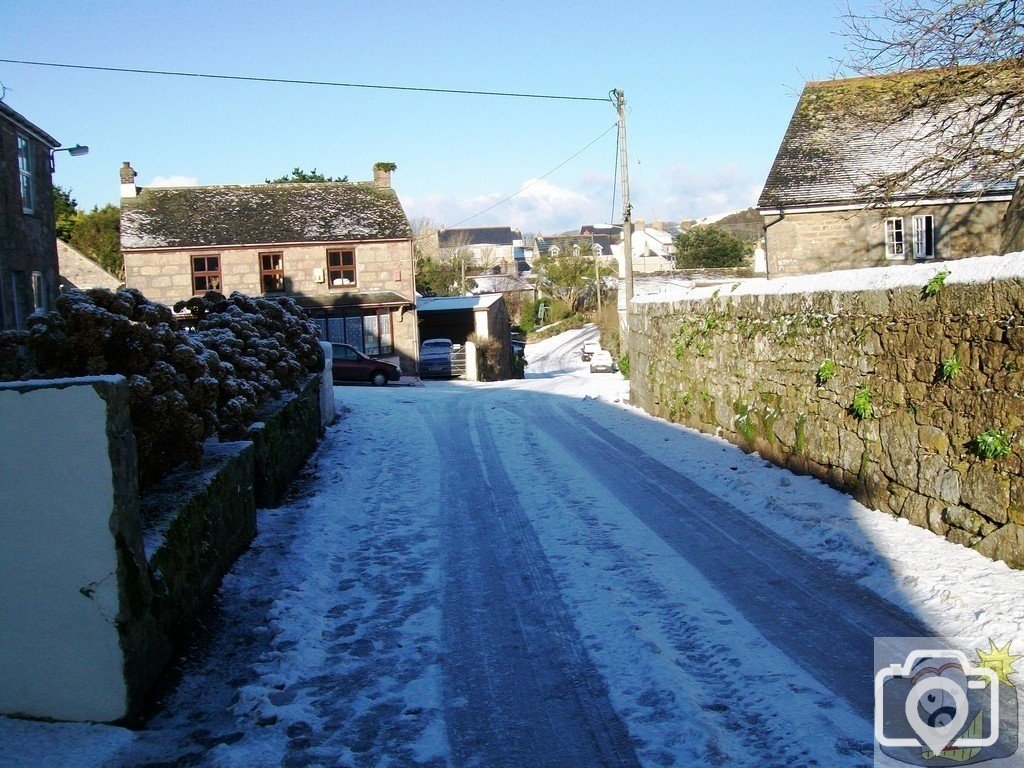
[31,271,47,313]
[884,217,905,259]
[17,136,34,214]
[912,215,935,260]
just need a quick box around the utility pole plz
[613,89,634,345]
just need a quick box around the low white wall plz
[319,341,337,427]
[0,378,129,722]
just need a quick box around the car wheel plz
[371,371,389,387]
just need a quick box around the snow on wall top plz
[121,182,412,250]
[632,252,1024,305]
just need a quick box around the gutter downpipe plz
[762,210,785,280]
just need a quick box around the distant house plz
[437,226,524,272]
[534,233,617,265]
[57,239,122,292]
[0,101,60,329]
[758,65,1021,276]
[121,163,420,373]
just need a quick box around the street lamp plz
[50,144,89,171]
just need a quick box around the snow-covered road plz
[6,324,1024,768]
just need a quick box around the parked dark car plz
[331,343,401,386]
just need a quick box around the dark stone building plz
[0,101,60,329]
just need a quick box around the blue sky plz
[1,1,866,233]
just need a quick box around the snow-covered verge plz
[633,251,1024,304]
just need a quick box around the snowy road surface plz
[5,324,1024,768]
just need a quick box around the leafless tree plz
[836,0,1024,200]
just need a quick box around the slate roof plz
[0,101,59,148]
[438,226,521,247]
[121,182,412,250]
[758,66,1021,209]
[536,234,614,256]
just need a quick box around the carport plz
[416,294,513,380]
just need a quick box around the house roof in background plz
[758,64,1022,209]
[438,226,521,247]
[580,224,622,238]
[121,182,412,249]
[0,100,60,147]
[535,233,615,255]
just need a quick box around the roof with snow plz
[121,182,412,250]
[417,294,505,312]
[438,226,521,247]
[758,65,1021,209]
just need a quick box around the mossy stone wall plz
[140,440,255,650]
[629,278,1024,568]
[247,373,321,507]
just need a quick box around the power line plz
[0,58,611,103]
[450,123,618,228]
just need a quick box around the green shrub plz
[520,299,539,334]
[547,300,573,323]
[617,354,630,378]
[815,359,837,386]
[849,388,874,420]
[969,429,1013,459]
[922,269,950,298]
[940,352,963,381]
[674,226,753,269]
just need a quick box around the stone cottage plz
[120,164,420,373]
[758,64,1022,276]
[0,101,61,329]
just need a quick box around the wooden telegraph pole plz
[613,89,634,346]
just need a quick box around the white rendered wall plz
[0,380,128,722]
[319,341,337,427]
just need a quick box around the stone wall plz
[247,373,322,507]
[123,239,415,307]
[0,110,59,329]
[1002,183,1024,254]
[763,201,1008,276]
[140,441,255,650]
[628,275,1024,568]
[57,239,123,291]
[0,360,331,722]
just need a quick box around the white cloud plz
[403,177,608,235]
[401,163,766,234]
[659,162,765,221]
[148,175,199,188]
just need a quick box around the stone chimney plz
[373,162,394,189]
[652,219,664,231]
[634,218,647,231]
[120,162,138,198]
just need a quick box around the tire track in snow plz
[484,399,871,767]
[530,400,932,719]
[425,401,642,768]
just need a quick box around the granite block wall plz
[629,278,1024,568]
